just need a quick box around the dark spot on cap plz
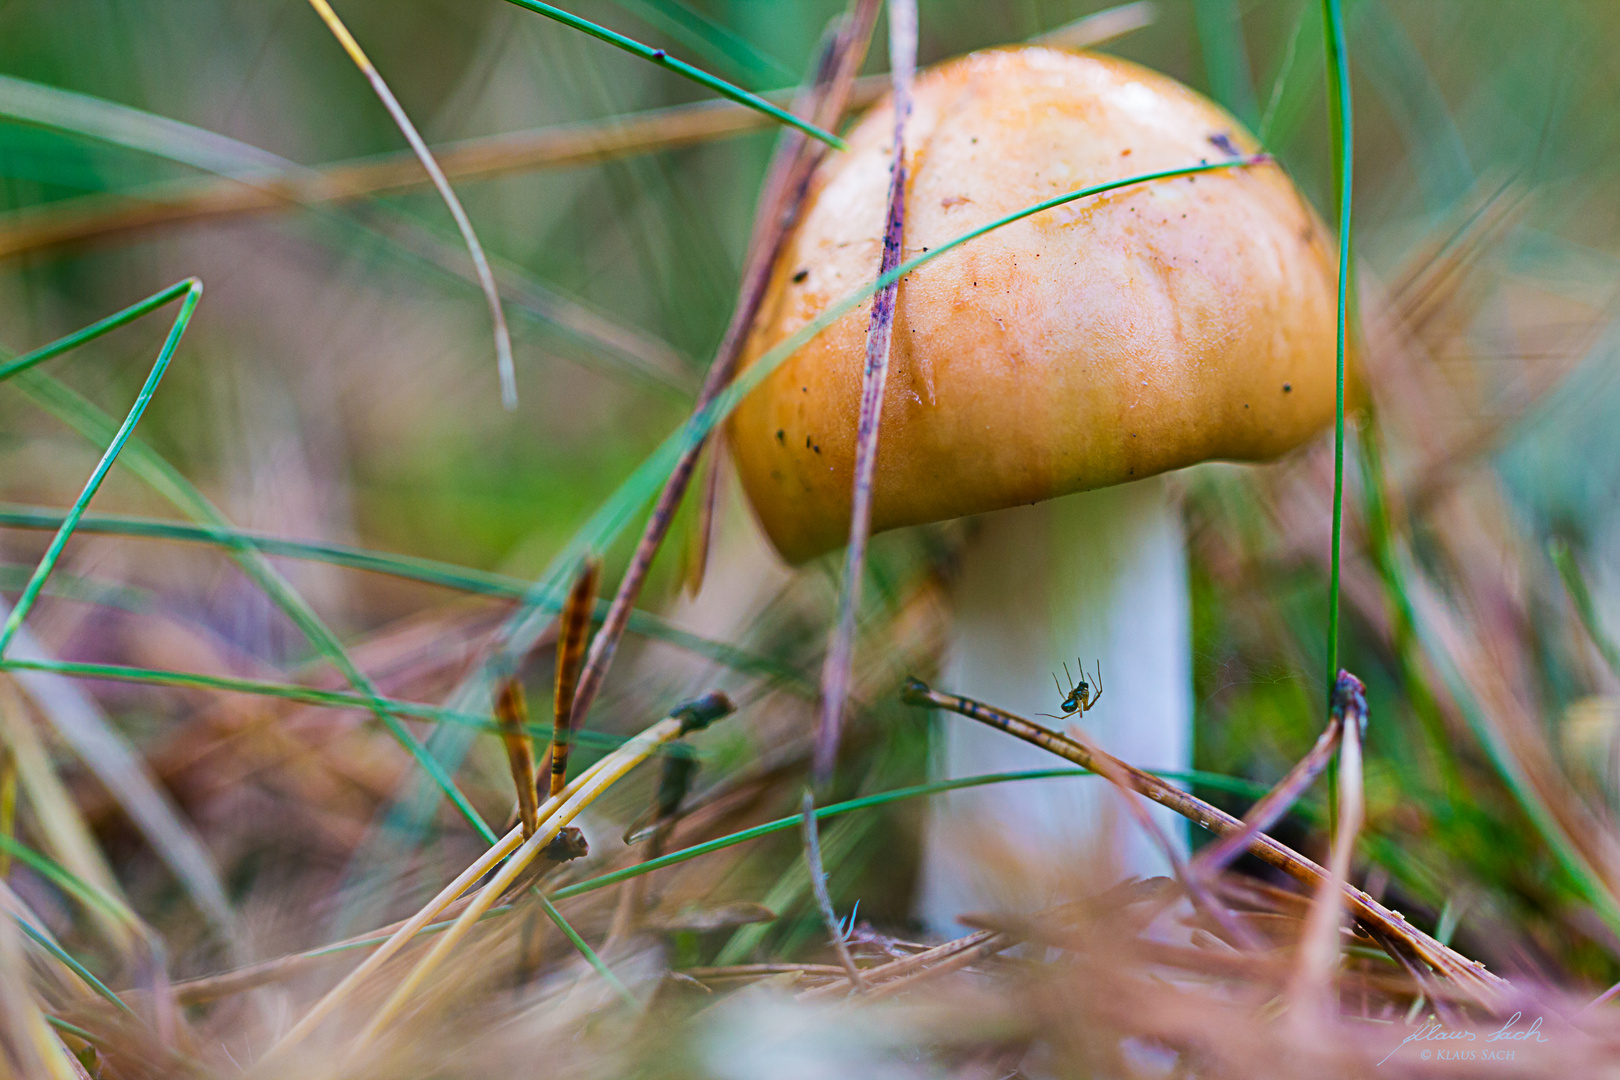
[1244,403,1250,409]
[806,435,813,449]
[792,268,809,283]
[776,429,785,444]
[1283,383,1292,393]
[812,444,821,454]
[1208,132,1241,157]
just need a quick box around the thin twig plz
[304,0,516,406]
[813,0,916,787]
[802,788,866,991]
[1189,712,1345,880]
[1289,671,1367,1019]
[566,0,883,730]
[900,678,1508,1007]
[798,927,1027,1005]
[1055,717,1260,950]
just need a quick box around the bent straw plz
[304,0,516,406]
[349,697,729,1052]
[264,747,639,1060]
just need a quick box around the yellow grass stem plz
[350,714,688,1052]
[264,750,629,1060]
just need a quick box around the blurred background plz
[3,0,1620,1071]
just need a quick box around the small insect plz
[1042,659,1103,720]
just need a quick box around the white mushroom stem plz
[917,477,1193,935]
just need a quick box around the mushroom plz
[727,48,1335,930]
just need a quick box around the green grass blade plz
[0,504,803,687]
[1550,539,1620,678]
[498,0,844,149]
[0,283,199,657]
[1321,0,1353,694]
[611,0,794,87]
[0,656,682,755]
[0,74,285,176]
[532,891,636,1006]
[0,833,144,936]
[14,918,136,1017]
[0,279,194,384]
[1193,0,1259,129]
[5,370,493,843]
[1258,1,1322,148]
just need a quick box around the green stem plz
[499,0,843,149]
[1322,0,1353,696]
[0,282,201,657]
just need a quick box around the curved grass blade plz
[1321,0,1353,695]
[0,282,198,657]
[0,281,245,949]
[305,0,516,407]
[0,279,195,384]
[499,0,844,150]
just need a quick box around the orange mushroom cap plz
[728,47,1337,563]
